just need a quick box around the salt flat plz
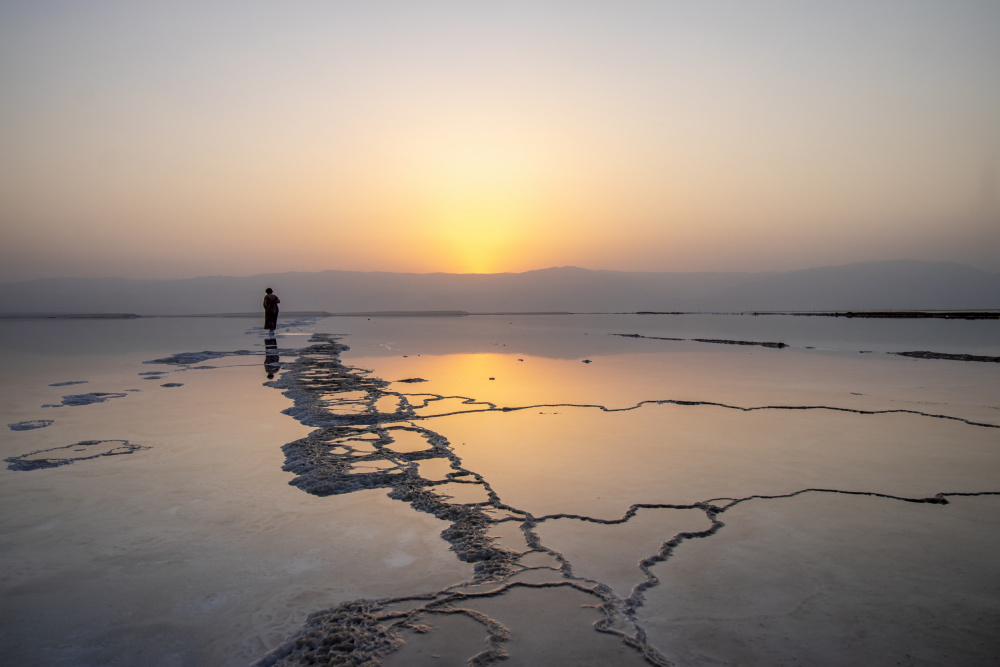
[1,314,998,665]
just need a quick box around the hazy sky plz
[2,1,999,281]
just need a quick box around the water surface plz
[1,314,998,665]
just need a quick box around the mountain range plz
[2,261,997,316]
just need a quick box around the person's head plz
[265,288,273,294]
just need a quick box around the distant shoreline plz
[0,311,334,320]
[1,310,997,320]
[750,311,999,320]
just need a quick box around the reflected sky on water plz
[1,313,997,665]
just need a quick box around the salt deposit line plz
[144,332,996,666]
[257,333,675,664]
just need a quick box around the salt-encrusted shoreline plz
[254,332,1000,666]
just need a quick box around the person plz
[263,288,280,336]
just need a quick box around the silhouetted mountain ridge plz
[1,261,996,315]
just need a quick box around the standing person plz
[263,288,280,336]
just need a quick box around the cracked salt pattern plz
[256,316,1000,666]
[1,314,997,666]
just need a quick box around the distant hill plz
[1,261,997,315]
[707,261,1000,312]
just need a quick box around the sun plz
[429,198,528,274]
[415,149,541,274]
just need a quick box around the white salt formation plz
[1,314,997,665]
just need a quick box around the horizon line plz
[1,258,993,285]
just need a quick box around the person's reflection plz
[264,337,281,379]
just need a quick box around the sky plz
[1,1,999,281]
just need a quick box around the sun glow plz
[410,146,546,273]
[426,186,534,274]
[432,217,520,274]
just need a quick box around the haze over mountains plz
[2,261,998,316]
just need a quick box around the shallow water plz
[1,314,998,665]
